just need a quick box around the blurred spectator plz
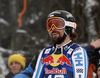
[5,53,26,78]
[85,39,100,59]
[87,61,96,78]
[87,48,100,78]
[86,39,100,78]
[95,64,100,78]
[0,67,5,78]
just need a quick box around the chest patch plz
[42,53,72,67]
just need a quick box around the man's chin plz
[52,39,61,44]
[52,37,57,42]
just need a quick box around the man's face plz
[47,17,65,44]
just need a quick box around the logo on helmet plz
[66,13,73,18]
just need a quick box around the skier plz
[14,10,99,78]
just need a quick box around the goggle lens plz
[47,18,64,31]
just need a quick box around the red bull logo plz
[56,55,72,66]
[45,68,67,74]
[42,55,54,65]
[42,53,72,67]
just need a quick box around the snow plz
[30,19,35,24]
[79,43,88,47]
[0,53,9,75]
[40,39,44,43]
[0,47,12,53]
[35,40,39,45]
[0,47,14,75]
[31,36,36,40]
[84,0,98,41]
[16,29,27,34]
[87,0,98,7]
[0,18,9,26]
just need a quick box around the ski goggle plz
[46,17,77,31]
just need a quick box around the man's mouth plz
[51,31,59,36]
[52,33,58,36]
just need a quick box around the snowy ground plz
[0,52,9,75]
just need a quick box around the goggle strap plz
[65,21,77,29]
